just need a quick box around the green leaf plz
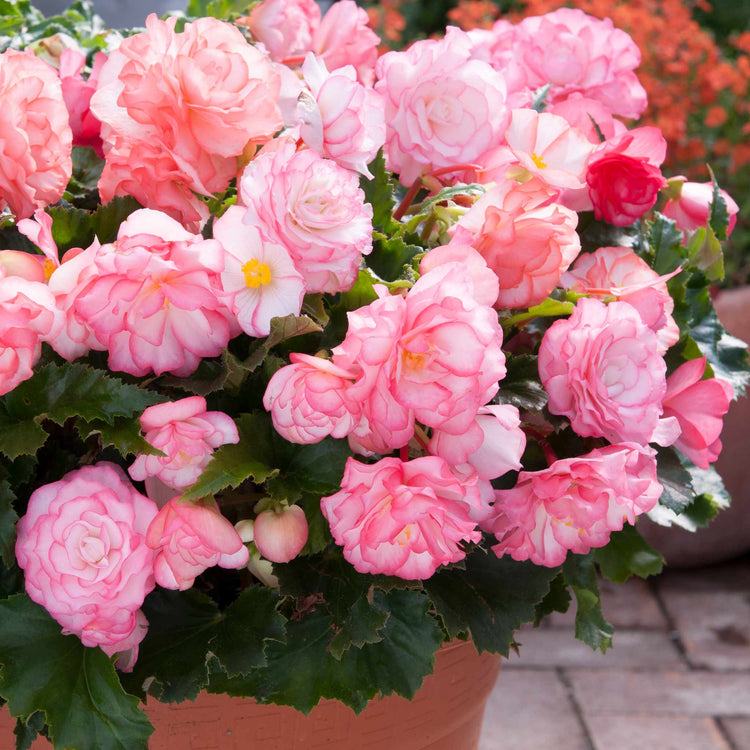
[424,551,558,654]
[708,168,730,241]
[0,363,162,459]
[594,525,664,583]
[368,232,422,282]
[647,214,686,275]
[686,225,724,282]
[271,436,352,498]
[338,269,379,312]
[186,0,251,19]
[181,413,278,501]
[533,572,571,626]
[563,554,613,652]
[656,446,696,514]
[360,151,398,233]
[531,83,551,111]
[404,183,485,233]
[244,314,322,372]
[0,595,153,750]
[14,710,45,750]
[496,354,548,411]
[77,417,156,457]
[0,481,17,566]
[329,598,389,660]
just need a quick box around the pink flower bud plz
[253,505,309,563]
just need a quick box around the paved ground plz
[479,554,750,750]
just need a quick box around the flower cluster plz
[0,3,744,746]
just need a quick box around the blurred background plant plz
[362,0,750,286]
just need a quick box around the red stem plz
[393,179,423,222]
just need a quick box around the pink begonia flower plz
[58,48,106,156]
[240,0,320,63]
[393,262,507,435]
[263,353,362,444]
[429,404,526,480]
[547,93,627,145]
[213,205,305,337]
[321,456,482,580]
[313,0,380,86]
[450,177,580,309]
[561,245,679,353]
[0,250,46,283]
[492,444,662,567]
[515,8,648,119]
[662,180,740,237]
[0,49,73,219]
[375,27,509,186]
[238,139,372,294]
[419,244,499,308]
[298,54,385,178]
[661,357,733,470]
[146,499,249,591]
[15,463,158,663]
[129,396,239,490]
[75,209,237,377]
[501,108,594,192]
[587,127,668,227]
[18,208,102,361]
[0,276,62,396]
[91,14,282,230]
[539,297,669,445]
[253,505,309,563]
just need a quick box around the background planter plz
[1,639,501,749]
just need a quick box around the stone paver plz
[721,718,750,750]
[655,557,750,594]
[585,715,730,750]
[567,670,750,716]
[478,670,589,750]
[658,590,750,671]
[505,627,685,670]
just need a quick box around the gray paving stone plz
[585,715,730,750]
[721,718,750,750]
[505,627,685,670]
[657,590,750,670]
[568,670,750,717]
[656,557,750,594]
[479,669,588,750]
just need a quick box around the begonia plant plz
[0,1,746,748]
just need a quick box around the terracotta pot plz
[1,639,501,749]
[639,285,750,566]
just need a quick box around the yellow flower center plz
[43,258,55,281]
[242,258,272,288]
[531,152,548,169]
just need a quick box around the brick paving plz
[479,555,750,750]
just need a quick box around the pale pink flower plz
[58,48,106,156]
[430,404,526,480]
[240,0,320,63]
[0,276,61,395]
[661,357,733,469]
[253,505,309,563]
[547,93,627,144]
[539,297,667,444]
[374,27,509,186]
[0,251,45,283]
[561,246,679,353]
[587,127,668,227]
[313,0,380,86]
[450,177,580,308]
[298,54,385,177]
[91,14,282,228]
[0,49,73,219]
[492,444,662,567]
[213,205,305,337]
[238,139,372,294]
[515,8,648,119]
[394,263,507,435]
[419,244,500,308]
[502,108,594,191]
[263,353,362,444]
[15,463,158,661]
[75,209,236,377]
[663,180,740,237]
[146,499,249,591]
[321,456,481,580]
[129,396,239,490]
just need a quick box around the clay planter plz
[2,639,501,749]
[639,286,750,566]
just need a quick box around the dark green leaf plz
[77,417,156,457]
[0,481,17,566]
[656,446,697,514]
[647,214,686,275]
[181,413,278,501]
[594,525,663,583]
[329,598,389,659]
[360,151,398,233]
[0,595,153,750]
[496,354,548,411]
[368,232,422,282]
[14,710,45,750]
[563,554,613,652]
[244,314,322,372]
[708,168,730,240]
[533,572,571,626]
[424,551,558,654]
[271,436,352,497]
